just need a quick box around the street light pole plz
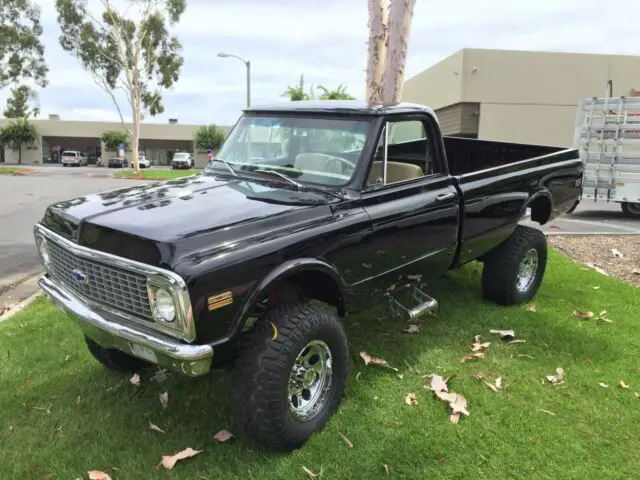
[217,52,251,108]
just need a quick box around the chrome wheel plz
[516,248,539,293]
[288,340,333,421]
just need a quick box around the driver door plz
[354,113,459,290]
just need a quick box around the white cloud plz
[2,0,640,126]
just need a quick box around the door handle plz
[435,192,455,202]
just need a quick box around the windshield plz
[207,114,372,187]
[174,153,189,160]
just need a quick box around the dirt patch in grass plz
[549,235,640,285]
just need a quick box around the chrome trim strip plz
[39,275,212,376]
[33,223,195,342]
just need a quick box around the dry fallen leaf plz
[338,432,353,448]
[619,380,630,389]
[213,429,234,442]
[383,464,389,475]
[159,392,169,409]
[403,324,421,334]
[405,393,418,406]
[611,248,623,258]
[471,335,491,352]
[428,374,449,393]
[632,269,640,275]
[489,329,515,339]
[88,471,112,480]
[149,421,165,434]
[434,390,458,403]
[495,377,502,390]
[129,373,140,386]
[450,394,469,416]
[546,367,564,384]
[572,310,594,320]
[460,352,485,363]
[508,339,526,344]
[406,274,422,282]
[159,448,202,470]
[359,351,398,371]
[449,412,461,424]
[528,304,537,312]
[302,465,321,477]
[599,383,608,388]
[474,374,499,393]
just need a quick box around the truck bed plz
[442,136,566,176]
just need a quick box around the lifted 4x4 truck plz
[34,101,582,451]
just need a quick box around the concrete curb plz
[0,291,42,322]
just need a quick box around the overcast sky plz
[2,0,639,126]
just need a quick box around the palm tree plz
[281,74,315,101]
[316,84,355,100]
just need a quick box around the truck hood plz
[41,172,336,268]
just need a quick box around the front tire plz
[85,336,151,373]
[482,225,548,305]
[230,303,349,451]
[621,202,640,218]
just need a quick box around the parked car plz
[61,150,88,167]
[137,153,151,169]
[34,101,582,452]
[171,152,193,169]
[107,156,129,168]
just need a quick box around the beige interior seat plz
[367,161,424,185]
[294,153,344,175]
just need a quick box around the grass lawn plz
[1,250,639,479]
[0,166,32,175]
[114,168,198,180]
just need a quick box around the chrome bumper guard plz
[39,275,213,376]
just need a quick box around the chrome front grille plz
[47,240,152,320]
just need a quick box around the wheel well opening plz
[271,269,345,317]
[529,196,552,225]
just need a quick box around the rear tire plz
[621,202,640,218]
[482,225,548,305]
[85,336,151,374]
[230,303,349,452]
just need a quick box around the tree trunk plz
[366,0,389,105]
[131,67,141,174]
[379,0,417,106]
[18,144,22,164]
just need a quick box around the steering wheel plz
[311,153,356,175]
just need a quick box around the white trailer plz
[573,96,640,217]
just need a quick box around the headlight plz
[149,285,176,322]
[37,237,51,269]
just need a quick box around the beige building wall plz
[402,48,640,146]
[402,50,464,110]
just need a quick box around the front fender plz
[226,258,348,341]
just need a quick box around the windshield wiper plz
[253,169,304,190]
[212,157,237,176]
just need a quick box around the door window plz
[367,118,439,188]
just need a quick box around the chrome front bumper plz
[39,275,213,376]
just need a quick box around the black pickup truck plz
[34,101,582,451]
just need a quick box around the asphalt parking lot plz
[0,165,638,299]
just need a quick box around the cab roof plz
[244,100,436,117]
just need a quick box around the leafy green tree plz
[0,0,48,90]
[194,124,225,152]
[281,74,315,101]
[55,0,187,172]
[316,84,355,100]
[101,130,130,152]
[0,118,39,164]
[3,85,40,118]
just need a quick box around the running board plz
[386,284,438,321]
